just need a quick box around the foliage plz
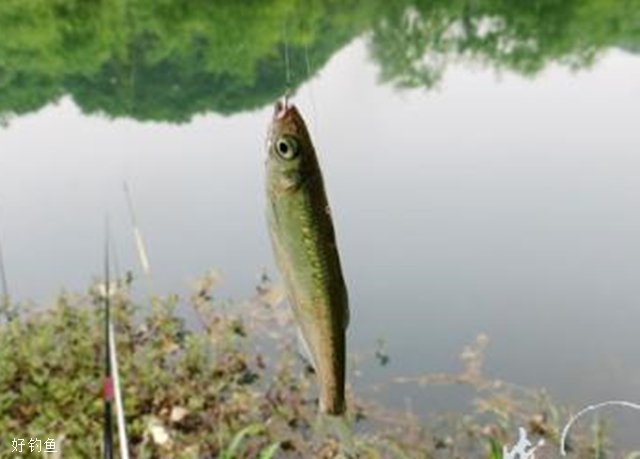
[1,273,638,457]
[0,0,638,122]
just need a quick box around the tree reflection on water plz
[0,0,638,122]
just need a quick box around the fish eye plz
[275,136,298,160]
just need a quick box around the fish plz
[265,99,349,415]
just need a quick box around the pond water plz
[1,1,639,442]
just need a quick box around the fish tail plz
[314,412,356,457]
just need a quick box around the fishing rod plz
[0,213,10,319]
[103,228,114,459]
[123,181,156,312]
[103,222,131,459]
[0,240,8,316]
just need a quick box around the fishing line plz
[105,214,122,285]
[283,20,292,94]
[304,42,320,139]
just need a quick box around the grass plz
[0,271,638,458]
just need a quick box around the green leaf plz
[220,424,264,459]
[258,442,281,459]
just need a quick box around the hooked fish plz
[265,99,349,415]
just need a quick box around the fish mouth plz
[273,92,293,120]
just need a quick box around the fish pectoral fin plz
[296,327,317,372]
